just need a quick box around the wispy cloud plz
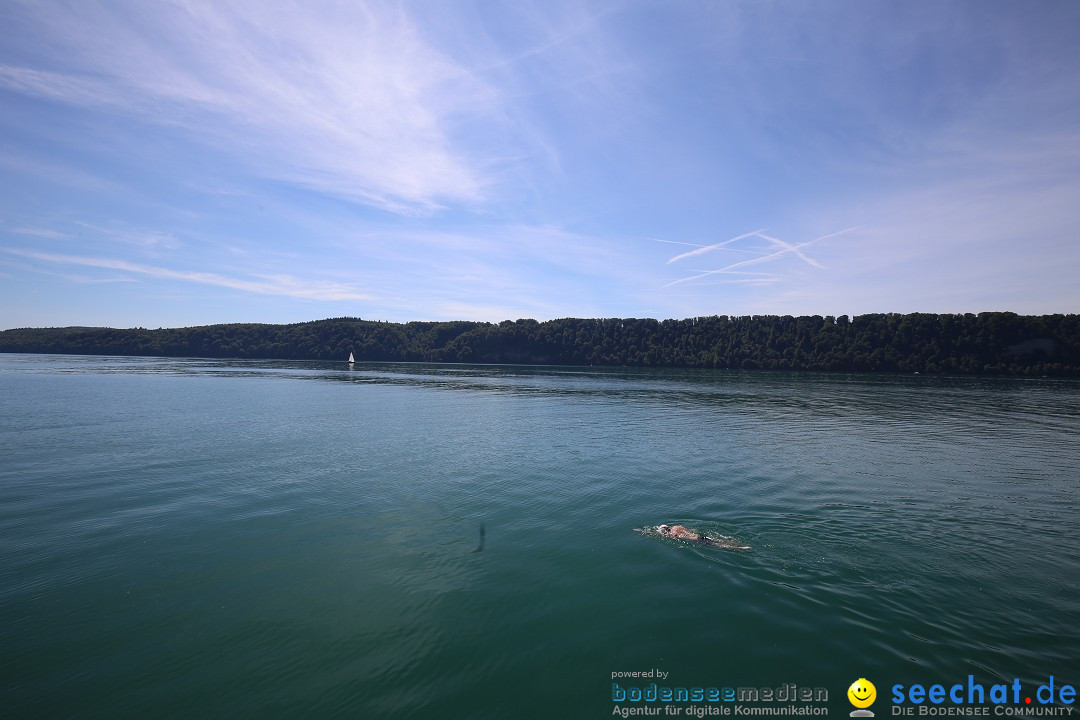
[674,269,783,286]
[67,222,183,251]
[9,227,70,240]
[3,2,1079,328]
[0,2,506,214]
[6,249,369,302]
[0,64,133,109]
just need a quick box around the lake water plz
[2,354,1079,719]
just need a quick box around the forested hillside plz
[2,313,1078,375]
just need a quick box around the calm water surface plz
[1,354,1078,718]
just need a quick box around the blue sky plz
[2,0,1079,329]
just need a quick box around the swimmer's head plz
[658,524,670,533]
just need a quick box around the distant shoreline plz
[2,312,1078,376]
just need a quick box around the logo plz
[849,678,877,717]
[890,675,1077,715]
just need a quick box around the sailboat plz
[348,352,355,364]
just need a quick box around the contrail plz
[812,226,861,242]
[663,226,860,287]
[654,239,706,247]
[755,232,824,269]
[754,226,860,269]
[664,239,819,287]
[666,229,765,264]
[720,247,775,256]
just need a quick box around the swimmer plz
[657,524,699,541]
[642,524,751,550]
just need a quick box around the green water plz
[2,355,1078,719]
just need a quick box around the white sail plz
[348,352,355,363]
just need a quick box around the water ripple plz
[3,355,1079,717]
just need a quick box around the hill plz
[2,313,1079,375]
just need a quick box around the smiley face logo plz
[848,678,877,709]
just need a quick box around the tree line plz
[2,312,1079,376]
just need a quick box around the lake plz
[2,354,1078,719]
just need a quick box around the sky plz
[1,0,1079,329]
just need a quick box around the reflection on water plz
[1,353,1079,718]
